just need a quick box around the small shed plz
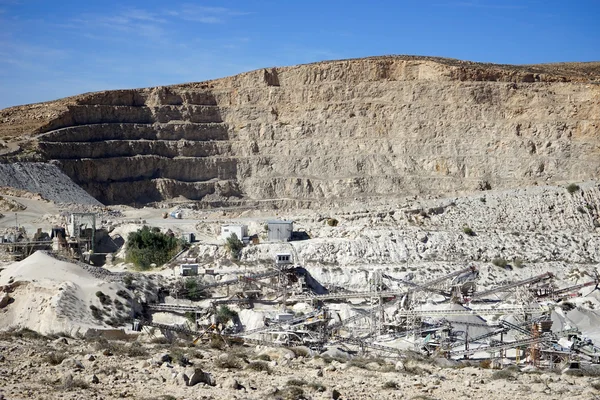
[181,233,195,243]
[221,224,248,241]
[267,220,293,242]
[275,253,293,266]
[179,264,199,276]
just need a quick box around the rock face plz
[5,56,600,205]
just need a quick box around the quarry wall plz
[21,57,600,205]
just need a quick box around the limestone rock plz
[0,293,11,309]
[183,367,215,387]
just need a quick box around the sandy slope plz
[0,251,131,335]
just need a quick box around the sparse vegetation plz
[288,347,310,358]
[492,258,508,268]
[246,360,271,374]
[116,289,131,300]
[225,233,244,260]
[463,226,476,236]
[513,258,524,268]
[127,342,149,358]
[44,352,67,366]
[383,380,399,389]
[566,183,580,194]
[0,327,45,340]
[287,378,306,387]
[89,305,103,320]
[491,369,516,380]
[215,354,243,369]
[62,375,90,391]
[95,291,111,305]
[125,226,182,270]
[122,275,135,290]
[280,385,305,400]
[308,382,326,392]
[327,218,339,227]
[183,278,204,301]
[216,305,238,324]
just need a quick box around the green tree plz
[225,233,244,260]
[125,226,181,270]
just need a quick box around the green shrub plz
[89,305,103,320]
[125,226,181,270]
[566,183,580,194]
[216,305,238,324]
[492,258,508,268]
[184,278,204,301]
[463,226,476,236]
[122,275,134,290]
[327,218,339,227]
[95,291,111,305]
[225,233,244,260]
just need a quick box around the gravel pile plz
[0,162,101,205]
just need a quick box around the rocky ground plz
[2,330,600,400]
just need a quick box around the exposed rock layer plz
[3,56,600,205]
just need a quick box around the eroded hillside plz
[2,56,600,206]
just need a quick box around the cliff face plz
[5,56,600,205]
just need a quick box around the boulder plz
[53,337,68,345]
[433,357,459,368]
[320,347,351,360]
[395,361,405,371]
[183,368,215,387]
[60,358,84,370]
[223,377,242,390]
[0,293,11,309]
[155,353,172,364]
[258,347,296,361]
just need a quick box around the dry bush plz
[246,361,271,374]
[44,352,67,366]
[308,382,326,392]
[491,369,515,380]
[0,328,45,340]
[383,380,399,389]
[288,346,310,358]
[255,353,271,361]
[127,342,149,358]
[280,385,305,400]
[286,378,306,387]
[214,354,243,369]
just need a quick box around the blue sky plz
[1,0,598,108]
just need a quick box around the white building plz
[179,264,199,276]
[221,224,248,241]
[267,220,293,242]
[275,253,293,266]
